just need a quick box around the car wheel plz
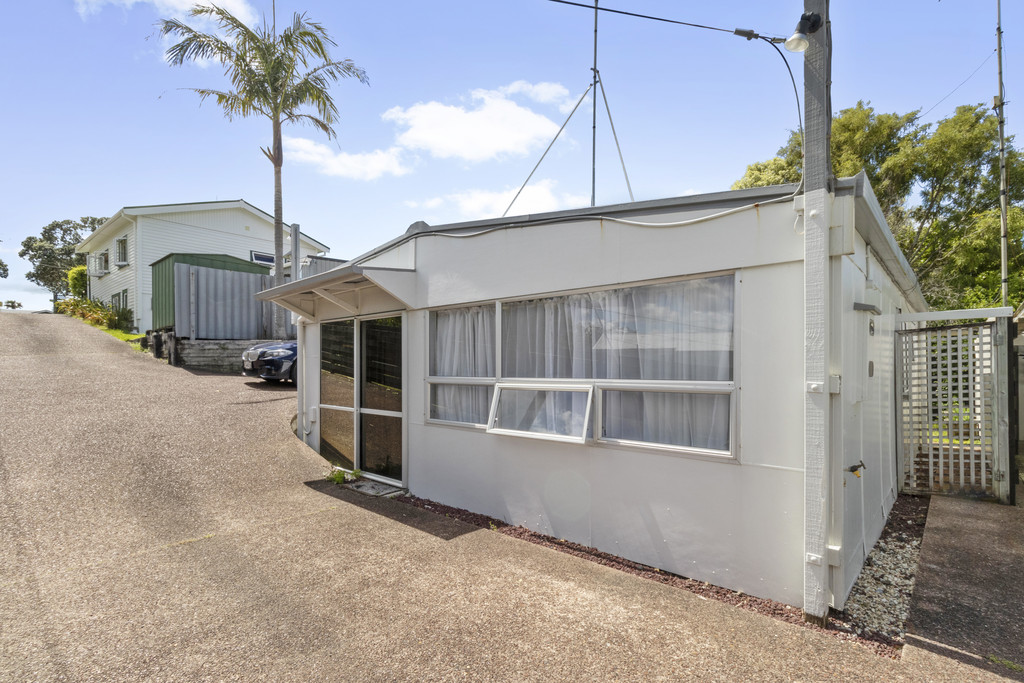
[289,365,297,384]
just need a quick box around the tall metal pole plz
[996,0,1009,307]
[591,0,598,207]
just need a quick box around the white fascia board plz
[76,210,129,253]
[839,173,929,312]
[256,264,365,302]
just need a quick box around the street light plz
[784,12,822,53]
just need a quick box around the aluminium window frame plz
[485,382,594,444]
[424,302,499,429]
[593,380,737,460]
[114,236,129,266]
[251,250,275,267]
[424,270,741,458]
[318,310,408,488]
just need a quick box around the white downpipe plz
[296,317,314,441]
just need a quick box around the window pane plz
[320,408,355,469]
[430,306,495,377]
[502,276,734,381]
[430,384,493,424]
[493,388,589,438]
[321,320,354,407]
[602,390,730,451]
[361,413,402,480]
[362,317,402,412]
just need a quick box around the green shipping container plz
[150,253,271,331]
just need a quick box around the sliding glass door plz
[320,315,403,482]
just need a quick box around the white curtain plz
[430,306,495,423]
[501,276,734,449]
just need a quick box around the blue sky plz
[1,0,1020,310]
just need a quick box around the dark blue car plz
[242,340,297,383]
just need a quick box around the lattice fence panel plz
[899,323,995,496]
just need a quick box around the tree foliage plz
[733,101,1023,309]
[4,301,22,310]
[0,240,8,279]
[19,217,105,305]
[67,264,88,299]
[161,4,367,335]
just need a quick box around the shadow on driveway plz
[304,479,478,542]
[906,495,1024,680]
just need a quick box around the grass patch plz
[88,321,145,351]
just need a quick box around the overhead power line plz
[920,50,997,119]
[547,0,737,36]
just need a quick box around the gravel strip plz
[391,489,930,658]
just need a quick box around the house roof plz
[75,199,329,253]
[257,175,928,314]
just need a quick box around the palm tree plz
[161,4,366,336]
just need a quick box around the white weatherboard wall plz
[86,223,137,318]
[82,203,326,332]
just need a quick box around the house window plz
[111,292,121,310]
[486,384,593,443]
[115,237,128,266]
[427,305,495,425]
[251,251,275,267]
[428,274,737,456]
[121,289,129,310]
[98,251,109,273]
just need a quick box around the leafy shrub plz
[57,297,134,332]
[67,265,88,298]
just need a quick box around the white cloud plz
[500,80,577,114]
[382,85,562,163]
[76,0,257,24]
[289,80,577,180]
[283,137,410,181]
[418,180,589,221]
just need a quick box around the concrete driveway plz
[0,312,1011,681]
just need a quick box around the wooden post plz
[802,0,832,625]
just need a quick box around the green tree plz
[161,4,367,336]
[4,301,22,310]
[19,217,105,310]
[733,102,1023,308]
[67,264,88,298]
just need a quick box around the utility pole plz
[996,0,1009,307]
[802,0,832,627]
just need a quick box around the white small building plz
[76,200,330,332]
[258,173,927,612]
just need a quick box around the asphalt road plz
[0,312,1010,681]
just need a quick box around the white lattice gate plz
[896,314,1014,503]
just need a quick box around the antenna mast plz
[591,0,599,207]
[996,0,1009,307]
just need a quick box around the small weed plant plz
[327,468,362,484]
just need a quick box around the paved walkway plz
[907,495,1024,681]
[0,311,1015,681]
